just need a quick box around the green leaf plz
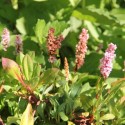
[43,84,54,94]
[69,16,82,32]
[7,116,19,125]
[16,17,27,34]
[84,21,99,39]
[0,4,18,22]
[59,112,68,121]
[117,118,125,125]
[46,20,68,36]
[81,53,102,74]
[72,8,120,25]
[100,114,115,120]
[111,9,125,25]
[104,79,125,104]
[11,0,18,9]
[28,51,35,61]
[70,74,88,98]
[2,58,22,80]
[62,27,70,38]
[22,54,33,81]
[39,68,60,85]
[80,82,92,93]
[32,63,41,77]
[72,10,96,22]
[20,103,34,125]
[37,103,46,119]
[69,0,81,7]
[35,53,45,64]
[68,121,75,125]
[16,52,25,65]
[80,94,94,111]
[33,0,47,1]
[34,19,46,44]
[31,63,41,88]
[3,85,11,91]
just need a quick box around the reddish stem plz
[16,73,33,94]
[0,117,4,125]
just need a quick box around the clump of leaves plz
[1,25,125,125]
[1,1,125,124]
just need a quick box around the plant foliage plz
[0,0,125,125]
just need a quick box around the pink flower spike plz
[99,43,117,79]
[1,28,10,51]
[15,35,23,54]
[75,28,89,71]
[47,28,64,63]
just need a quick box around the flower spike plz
[99,43,117,79]
[75,28,89,71]
[64,57,69,81]
[15,35,23,54]
[47,28,64,63]
[1,28,10,51]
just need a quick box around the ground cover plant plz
[0,0,125,125]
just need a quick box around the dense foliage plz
[0,0,125,125]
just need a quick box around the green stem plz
[93,77,105,123]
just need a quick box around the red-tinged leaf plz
[2,57,22,80]
[0,117,4,125]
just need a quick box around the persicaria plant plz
[0,21,125,125]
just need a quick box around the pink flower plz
[48,55,57,63]
[75,28,89,70]
[1,28,10,51]
[47,28,64,63]
[99,43,117,79]
[15,35,23,54]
